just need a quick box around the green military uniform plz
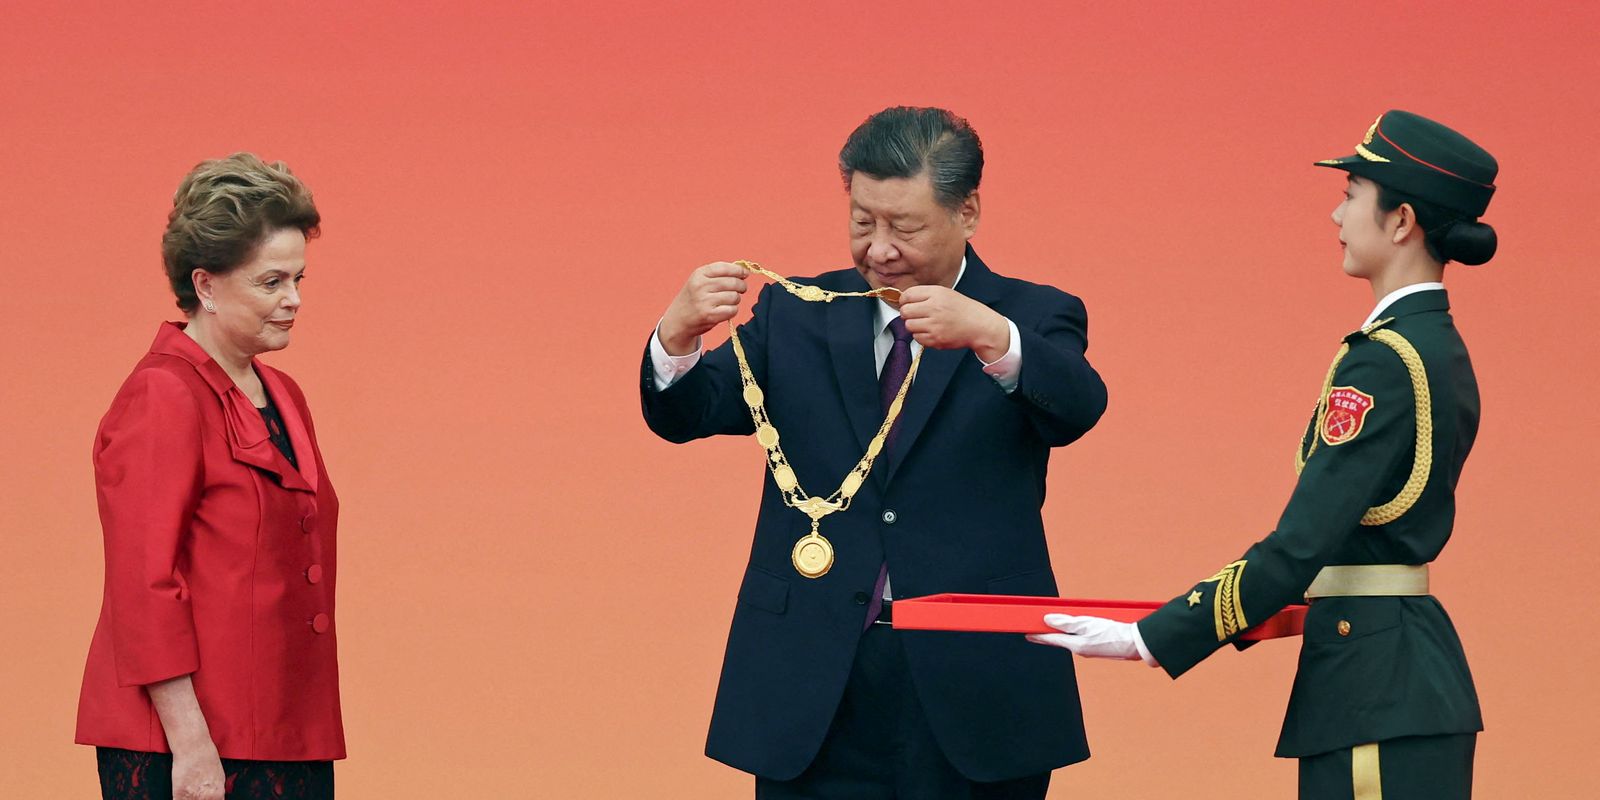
[1139,291,1482,792]
[1136,111,1500,800]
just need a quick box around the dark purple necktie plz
[879,316,915,453]
[865,316,914,629]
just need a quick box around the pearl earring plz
[202,299,217,313]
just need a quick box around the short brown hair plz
[161,153,320,313]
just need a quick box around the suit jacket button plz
[853,592,869,605]
[1337,620,1352,636]
[306,565,324,584]
[311,613,331,634]
[882,510,897,524]
[301,514,316,533]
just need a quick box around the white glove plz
[1026,614,1144,661]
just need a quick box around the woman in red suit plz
[76,153,343,800]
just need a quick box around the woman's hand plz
[170,742,226,800]
[147,675,225,799]
[1026,614,1146,661]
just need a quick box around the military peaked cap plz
[1317,110,1498,218]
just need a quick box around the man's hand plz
[897,285,1009,362]
[1026,614,1143,661]
[659,262,750,356]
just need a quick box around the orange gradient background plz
[3,2,1597,797]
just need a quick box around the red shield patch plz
[1320,386,1375,446]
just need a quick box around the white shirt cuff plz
[1131,622,1160,668]
[649,321,702,391]
[979,318,1022,394]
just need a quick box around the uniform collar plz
[1362,282,1445,329]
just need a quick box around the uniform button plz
[306,565,323,584]
[1336,620,1352,637]
[301,514,316,533]
[882,510,897,524]
[311,613,331,634]
[853,592,869,605]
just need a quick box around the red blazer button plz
[311,613,331,634]
[301,514,316,533]
[306,565,323,584]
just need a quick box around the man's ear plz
[959,191,981,240]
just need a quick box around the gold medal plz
[729,260,921,579]
[756,424,779,448]
[791,531,835,578]
[840,471,863,499]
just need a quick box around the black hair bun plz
[1435,220,1497,266]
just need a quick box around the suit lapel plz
[259,365,320,493]
[880,346,962,486]
[218,382,314,493]
[881,246,1008,487]
[148,323,315,493]
[827,289,881,454]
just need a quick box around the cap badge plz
[1362,116,1381,145]
[1355,115,1391,163]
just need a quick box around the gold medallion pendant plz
[729,260,919,579]
[791,531,835,578]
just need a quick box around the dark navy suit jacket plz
[640,246,1108,781]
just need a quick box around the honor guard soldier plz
[1030,110,1500,799]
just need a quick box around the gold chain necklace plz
[728,260,919,579]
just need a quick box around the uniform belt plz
[1304,564,1430,599]
[872,600,893,625]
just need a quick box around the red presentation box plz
[892,594,1307,641]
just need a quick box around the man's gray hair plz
[838,107,983,210]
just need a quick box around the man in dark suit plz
[641,106,1108,798]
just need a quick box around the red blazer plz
[76,322,345,761]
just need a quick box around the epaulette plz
[1342,316,1395,344]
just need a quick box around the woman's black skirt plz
[96,747,334,800]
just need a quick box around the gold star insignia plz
[1187,590,1203,608]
